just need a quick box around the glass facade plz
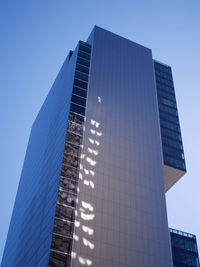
[49,41,91,267]
[154,60,186,172]
[170,228,200,267]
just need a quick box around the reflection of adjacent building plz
[170,228,200,267]
[1,26,192,267]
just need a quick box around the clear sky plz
[0,0,200,263]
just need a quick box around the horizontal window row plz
[162,136,183,151]
[154,61,172,74]
[156,81,174,93]
[171,236,198,253]
[51,234,72,254]
[74,78,88,90]
[77,56,90,68]
[164,155,186,171]
[163,145,184,160]
[79,42,91,54]
[70,102,86,116]
[75,70,88,82]
[53,217,74,238]
[58,188,76,207]
[161,127,182,142]
[68,112,85,125]
[158,96,177,109]
[55,203,75,222]
[65,142,82,158]
[156,76,174,87]
[49,250,71,267]
[76,63,89,75]
[71,93,86,107]
[72,86,87,98]
[172,252,198,266]
[63,153,81,169]
[78,50,90,61]
[159,111,179,124]
[66,131,83,146]
[59,177,78,195]
[160,120,180,132]
[67,122,84,136]
[61,165,79,182]
[155,71,173,82]
[159,103,178,116]
[157,88,175,101]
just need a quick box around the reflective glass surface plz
[170,228,200,267]
[154,60,186,172]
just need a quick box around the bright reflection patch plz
[82,201,94,211]
[89,138,94,144]
[78,256,92,266]
[84,169,89,175]
[90,170,95,176]
[83,237,95,249]
[75,221,80,227]
[90,129,95,135]
[73,234,79,241]
[95,140,100,146]
[84,180,94,188]
[72,252,77,259]
[86,157,96,166]
[81,212,95,220]
[82,225,94,235]
[96,131,102,136]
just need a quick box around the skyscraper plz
[2,26,186,267]
[170,228,200,267]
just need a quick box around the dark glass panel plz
[51,234,72,254]
[72,86,87,98]
[78,50,91,60]
[79,43,91,54]
[71,94,86,107]
[55,204,75,222]
[77,56,90,67]
[70,102,86,116]
[76,63,89,74]
[74,78,88,90]
[75,70,88,82]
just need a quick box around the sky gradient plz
[1,0,200,262]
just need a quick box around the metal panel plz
[72,26,173,267]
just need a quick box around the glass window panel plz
[71,94,86,107]
[74,78,88,90]
[70,102,86,116]
[75,70,88,82]
[77,56,90,67]
[72,86,87,98]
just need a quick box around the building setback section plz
[1,26,188,267]
[170,228,200,267]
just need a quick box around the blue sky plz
[0,0,200,262]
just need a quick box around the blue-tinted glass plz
[154,60,186,172]
[72,86,87,98]
[170,228,200,267]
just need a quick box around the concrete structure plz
[2,26,186,267]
